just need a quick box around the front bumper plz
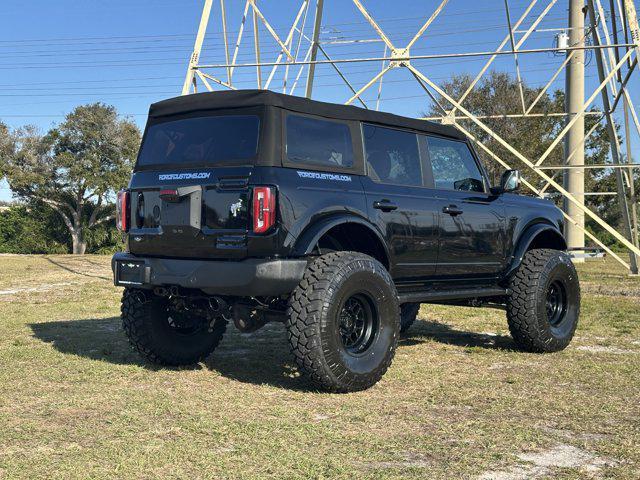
[111,252,308,296]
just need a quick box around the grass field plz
[0,254,639,479]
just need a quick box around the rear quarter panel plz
[253,166,369,256]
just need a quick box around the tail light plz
[252,186,276,234]
[116,189,130,232]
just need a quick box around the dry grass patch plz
[0,255,638,479]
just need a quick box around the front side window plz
[286,114,354,168]
[362,124,422,186]
[427,137,485,192]
[137,115,260,168]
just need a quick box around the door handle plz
[442,204,463,216]
[373,200,398,212]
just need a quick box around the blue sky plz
[1,0,638,201]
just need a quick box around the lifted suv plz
[113,90,580,392]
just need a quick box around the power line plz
[0,2,535,45]
[0,18,566,60]
[0,61,575,95]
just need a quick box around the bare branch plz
[41,198,75,233]
[88,197,104,227]
[92,214,115,227]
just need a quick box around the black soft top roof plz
[149,89,465,140]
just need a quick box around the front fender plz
[504,223,567,279]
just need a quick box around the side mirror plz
[499,169,521,193]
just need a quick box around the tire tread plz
[121,289,226,366]
[286,251,399,392]
[506,248,579,352]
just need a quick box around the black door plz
[426,136,507,277]
[361,124,439,280]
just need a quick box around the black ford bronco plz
[113,90,580,392]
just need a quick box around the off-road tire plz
[121,288,227,366]
[286,251,400,392]
[506,248,580,353]
[400,303,420,333]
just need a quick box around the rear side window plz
[427,137,485,192]
[362,124,422,186]
[286,114,354,168]
[137,115,260,167]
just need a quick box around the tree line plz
[0,72,635,254]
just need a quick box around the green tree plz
[0,202,69,254]
[0,104,140,254]
[0,121,11,160]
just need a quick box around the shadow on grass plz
[43,256,111,281]
[29,318,315,391]
[402,319,515,350]
[29,317,515,390]
[29,317,148,367]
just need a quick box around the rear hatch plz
[125,113,261,260]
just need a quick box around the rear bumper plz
[111,252,308,296]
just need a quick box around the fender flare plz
[505,223,567,278]
[292,214,390,265]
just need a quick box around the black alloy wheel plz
[338,293,378,355]
[545,280,567,328]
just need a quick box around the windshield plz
[136,115,260,168]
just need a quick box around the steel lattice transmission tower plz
[181,0,640,274]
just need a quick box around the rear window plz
[285,114,354,168]
[363,124,423,186]
[137,115,260,167]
